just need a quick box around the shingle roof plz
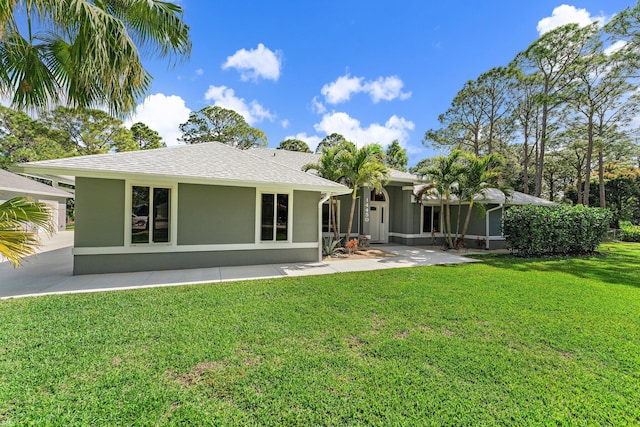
[414,184,556,206]
[0,169,73,198]
[249,148,418,183]
[13,142,349,192]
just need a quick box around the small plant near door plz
[346,238,358,255]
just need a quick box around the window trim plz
[256,189,293,243]
[125,181,178,247]
[420,204,441,235]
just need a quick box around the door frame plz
[369,188,389,243]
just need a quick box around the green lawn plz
[1,243,639,426]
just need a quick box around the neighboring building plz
[13,143,555,275]
[0,169,73,233]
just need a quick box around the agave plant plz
[322,236,344,257]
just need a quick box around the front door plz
[369,202,388,243]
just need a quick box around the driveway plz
[1,233,478,299]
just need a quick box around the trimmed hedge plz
[502,205,612,257]
[620,221,640,242]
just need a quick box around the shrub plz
[619,221,640,242]
[502,205,612,257]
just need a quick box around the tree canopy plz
[0,0,191,117]
[277,138,311,153]
[178,106,267,149]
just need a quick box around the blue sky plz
[131,1,636,166]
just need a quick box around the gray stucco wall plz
[293,190,319,243]
[337,193,359,234]
[74,177,124,247]
[177,184,255,245]
[450,205,487,236]
[74,248,318,274]
[488,205,503,236]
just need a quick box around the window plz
[261,193,288,241]
[322,200,340,233]
[422,206,440,233]
[131,185,170,244]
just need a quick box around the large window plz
[261,193,288,241]
[131,185,170,244]
[422,206,440,233]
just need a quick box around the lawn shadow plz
[468,243,640,289]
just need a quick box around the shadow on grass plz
[468,242,640,289]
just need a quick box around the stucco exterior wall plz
[292,190,319,243]
[74,177,124,247]
[177,184,255,245]
[73,248,318,275]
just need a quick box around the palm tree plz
[424,150,465,248]
[457,153,506,245]
[0,196,54,266]
[303,145,345,242]
[337,144,390,243]
[0,0,191,117]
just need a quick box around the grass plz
[1,243,639,425]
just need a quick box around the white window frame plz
[420,204,442,235]
[125,181,178,247]
[256,189,293,243]
[321,199,341,235]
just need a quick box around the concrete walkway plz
[1,233,478,299]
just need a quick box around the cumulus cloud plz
[280,119,290,129]
[204,85,274,125]
[222,43,282,82]
[311,96,327,114]
[320,73,411,104]
[126,93,191,146]
[537,4,605,35]
[313,111,415,148]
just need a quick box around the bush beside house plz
[502,205,612,256]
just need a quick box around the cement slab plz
[1,238,479,299]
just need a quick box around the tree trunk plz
[344,187,358,244]
[522,131,530,194]
[582,114,594,206]
[598,147,605,208]
[445,195,454,248]
[534,102,548,197]
[330,196,340,242]
[460,200,475,244]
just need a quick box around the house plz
[249,148,555,250]
[13,143,351,274]
[0,168,73,233]
[13,143,555,275]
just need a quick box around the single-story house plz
[13,143,351,274]
[13,143,555,274]
[248,148,555,250]
[0,168,73,233]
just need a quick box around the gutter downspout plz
[485,204,504,250]
[318,193,331,261]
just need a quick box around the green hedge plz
[620,221,640,242]
[502,205,612,257]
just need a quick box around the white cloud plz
[126,93,191,146]
[537,4,605,35]
[204,85,274,125]
[364,76,412,103]
[280,119,290,129]
[320,74,364,104]
[320,73,411,104]
[604,40,628,56]
[311,96,327,114]
[195,68,204,76]
[313,111,415,148]
[222,43,282,82]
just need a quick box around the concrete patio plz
[1,232,479,299]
